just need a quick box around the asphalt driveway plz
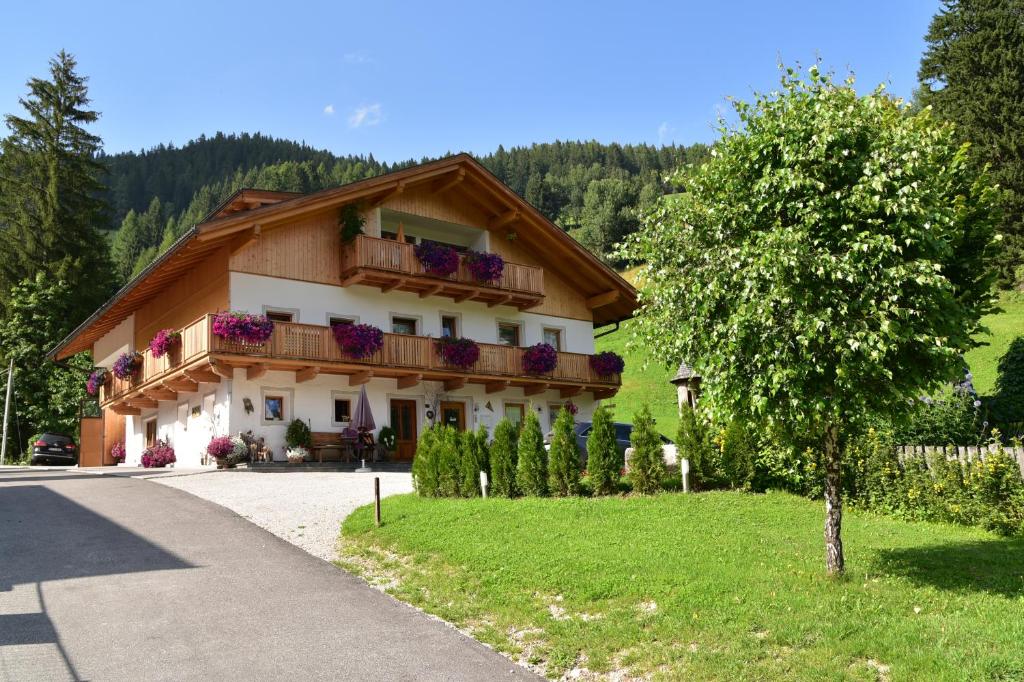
[0,468,535,681]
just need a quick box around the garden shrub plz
[628,405,663,494]
[516,410,548,496]
[548,406,580,496]
[891,386,983,446]
[436,425,461,498]
[991,336,1024,435]
[412,427,440,496]
[675,406,718,490]
[489,418,518,498]
[459,430,482,497]
[587,404,619,495]
[285,418,312,449]
[474,424,490,474]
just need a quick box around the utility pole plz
[1,360,13,466]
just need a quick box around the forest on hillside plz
[102,134,708,280]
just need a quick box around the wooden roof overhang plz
[50,154,636,361]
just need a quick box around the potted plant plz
[285,418,313,452]
[207,435,243,469]
[86,369,108,396]
[523,342,558,375]
[378,426,397,456]
[332,323,384,359]
[435,336,480,369]
[339,204,365,244]
[589,351,625,377]
[414,241,459,277]
[149,328,182,359]
[141,440,175,468]
[110,440,126,464]
[211,311,275,346]
[112,352,142,380]
[286,446,309,464]
[464,251,504,284]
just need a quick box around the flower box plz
[414,241,459,277]
[589,351,625,377]
[333,323,384,359]
[464,251,504,284]
[86,369,108,396]
[523,342,558,375]
[435,336,481,369]
[112,352,142,380]
[149,328,181,359]
[212,311,274,346]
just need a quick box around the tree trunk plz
[823,422,845,576]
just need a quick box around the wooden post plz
[374,476,381,527]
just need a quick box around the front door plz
[440,401,466,431]
[390,399,418,460]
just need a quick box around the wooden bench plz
[310,432,354,463]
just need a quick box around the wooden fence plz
[897,444,1024,478]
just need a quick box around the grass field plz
[341,492,1024,680]
[965,291,1024,396]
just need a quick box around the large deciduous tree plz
[918,0,1024,287]
[623,65,1000,575]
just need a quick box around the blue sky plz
[0,1,938,162]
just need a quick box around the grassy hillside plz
[599,282,1023,437]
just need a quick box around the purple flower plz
[523,343,558,374]
[206,436,235,459]
[464,251,504,284]
[414,241,460,277]
[141,440,175,468]
[86,369,108,396]
[212,311,275,345]
[112,352,142,380]
[333,323,384,359]
[589,351,625,377]
[110,441,126,463]
[149,328,181,358]
[564,401,579,416]
[435,336,481,369]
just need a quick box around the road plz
[0,468,535,681]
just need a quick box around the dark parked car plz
[544,422,675,464]
[30,432,78,466]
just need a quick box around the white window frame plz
[331,390,357,427]
[496,319,524,347]
[390,313,422,336]
[542,325,566,351]
[439,311,462,339]
[262,306,300,323]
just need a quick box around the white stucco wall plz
[123,379,229,467]
[92,314,135,367]
[229,272,596,354]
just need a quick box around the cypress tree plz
[459,430,482,497]
[548,407,581,496]
[587,404,619,495]
[474,424,490,474]
[628,405,665,494]
[489,418,518,498]
[411,427,439,496]
[436,425,461,498]
[516,410,548,496]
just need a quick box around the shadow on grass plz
[875,538,1024,598]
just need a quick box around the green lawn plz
[341,492,1024,680]
[965,291,1024,396]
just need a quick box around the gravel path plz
[152,471,413,561]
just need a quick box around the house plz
[50,155,637,466]
[669,361,701,411]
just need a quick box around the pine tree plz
[918,0,1024,286]
[516,410,548,496]
[0,51,113,318]
[474,424,490,474]
[628,405,664,495]
[459,430,482,497]
[436,425,461,497]
[547,407,581,496]
[411,427,439,496]
[587,405,620,495]
[489,418,519,498]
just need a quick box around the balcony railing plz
[340,235,544,305]
[101,316,619,406]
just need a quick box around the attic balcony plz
[100,315,619,414]
[339,234,544,309]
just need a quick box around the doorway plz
[389,399,418,460]
[440,401,467,431]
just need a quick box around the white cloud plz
[348,103,382,128]
[323,104,335,115]
[657,121,675,145]
[343,52,373,65]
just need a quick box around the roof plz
[50,154,637,360]
[669,361,701,384]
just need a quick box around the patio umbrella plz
[351,385,376,432]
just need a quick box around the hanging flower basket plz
[212,311,274,346]
[333,323,384,359]
[149,328,182,358]
[589,351,625,377]
[414,241,459,277]
[435,336,481,369]
[112,352,142,380]
[564,401,579,416]
[523,342,558,374]
[86,369,108,396]
[464,251,504,284]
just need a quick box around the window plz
[145,418,157,448]
[264,308,296,323]
[391,316,419,336]
[440,314,459,339]
[264,395,285,422]
[333,397,352,425]
[504,402,525,430]
[497,322,521,347]
[328,315,356,328]
[542,327,563,350]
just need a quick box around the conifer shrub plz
[516,409,548,496]
[587,404,619,495]
[460,430,482,497]
[436,425,462,498]
[628,405,664,494]
[474,424,490,474]
[490,418,519,498]
[412,427,440,496]
[548,406,581,496]
[675,405,718,490]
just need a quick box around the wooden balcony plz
[339,234,544,309]
[101,316,619,412]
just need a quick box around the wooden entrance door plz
[390,399,418,460]
[440,401,466,431]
